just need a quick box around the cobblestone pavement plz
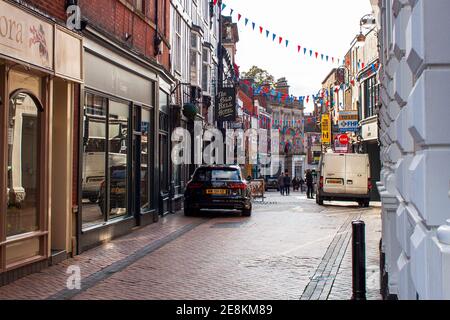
[0,192,381,300]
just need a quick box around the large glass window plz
[81,94,107,228]
[81,93,130,229]
[6,92,41,237]
[141,108,154,212]
[107,101,129,220]
[159,90,169,194]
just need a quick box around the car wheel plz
[364,199,370,208]
[242,208,252,217]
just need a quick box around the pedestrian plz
[299,177,305,193]
[292,177,299,191]
[278,173,285,196]
[306,170,314,199]
[284,171,292,196]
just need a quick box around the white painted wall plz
[375,0,450,300]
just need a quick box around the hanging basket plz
[182,103,198,120]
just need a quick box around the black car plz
[184,165,252,217]
[265,177,279,191]
[99,165,127,215]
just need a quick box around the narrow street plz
[0,192,381,300]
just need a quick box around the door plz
[322,154,346,194]
[345,154,369,195]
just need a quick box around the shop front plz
[78,29,174,252]
[0,0,82,284]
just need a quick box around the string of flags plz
[213,0,344,66]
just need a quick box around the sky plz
[223,0,373,113]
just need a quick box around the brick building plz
[0,0,177,286]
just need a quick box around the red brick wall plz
[22,0,67,21]
[79,0,171,71]
[20,0,171,71]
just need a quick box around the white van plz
[316,153,372,207]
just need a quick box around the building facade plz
[372,0,450,299]
[0,0,82,284]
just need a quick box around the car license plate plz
[326,179,343,185]
[206,189,227,195]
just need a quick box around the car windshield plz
[194,168,241,182]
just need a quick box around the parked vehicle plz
[184,165,253,217]
[316,153,372,207]
[99,165,127,215]
[264,176,279,191]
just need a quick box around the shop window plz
[81,93,130,229]
[107,101,130,220]
[6,91,42,237]
[81,94,107,228]
[159,90,170,194]
[141,108,154,212]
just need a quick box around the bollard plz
[351,220,366,300]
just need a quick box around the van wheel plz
[364,200,370,208]
[184,207,196,217]
[317,196,324,206]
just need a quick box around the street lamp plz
[355,14,376,47]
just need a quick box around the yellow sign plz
[321,114,331,144]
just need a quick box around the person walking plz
[278,173,285,196]
[299,177,305,193]
[306,170,314,199]
[292,177,299,191]
[284,171,292,196]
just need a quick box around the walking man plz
[278,173,285,196]
[284,171,292,196]
[306,170,314,199]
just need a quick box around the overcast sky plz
[223,0,373,113]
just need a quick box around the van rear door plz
[322,154,346,194]
[345,154,369,195]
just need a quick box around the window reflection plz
[7,92,40,237]
[141,108,151,212]
[107,101,129,220]
[81,94,107,228]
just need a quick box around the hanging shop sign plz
[217,87,237,122]
[321,114,331,145]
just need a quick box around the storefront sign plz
[217,87,237,122]
[0,0,54,70]
[338,111,359,132]
[321,114,331,144]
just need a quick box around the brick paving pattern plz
[0,193,382,300]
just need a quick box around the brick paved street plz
[0,192,381,300]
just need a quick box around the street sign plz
[321,114,331,144]
[338,120,359,132]
[338,111,359,132]
[339,134,349,145]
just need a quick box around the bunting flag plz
[215,1,343,67]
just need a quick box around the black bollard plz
[351,220,366,300]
